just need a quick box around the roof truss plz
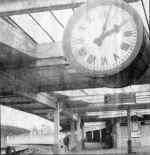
[0,0,142,17]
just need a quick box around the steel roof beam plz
[0,0,140,17]
[28,14,55,42]
[18,92,57,109]
[50,11,64,29]
[66,102,150,113]
[0,0,84,17]
[0,96,33,104]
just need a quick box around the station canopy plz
[0,0,150,128]
[53,84,150,117]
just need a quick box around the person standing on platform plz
[63,135,70,152]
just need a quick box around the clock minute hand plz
[93,6,113,46]
[101,5,112,34]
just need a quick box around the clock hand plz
[94,28,117,46]
[93,6,113,46]
[94,19,128,46]
[102,19,129,38]
[102,28,118,37]
[101,5,113,34]
[111,19,129,32]
[94,27,118,46]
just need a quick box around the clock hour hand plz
[102,20,128,37]
[111,19,128,32]
[93,28,117,46]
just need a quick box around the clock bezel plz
[63,0,144,77]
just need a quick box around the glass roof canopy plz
[10,9,73,44]
[54,84,150,103]
[8,0,149,44]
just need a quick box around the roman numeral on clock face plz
[120,42,130,51]
[113,53,120,62]
[78,47,87,57]
[124,31,133,37]
[87,54,96,64]
[101,56,107,65]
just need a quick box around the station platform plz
[65,143,150,155]
[9,143,150,154]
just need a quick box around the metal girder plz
[8,103,47,110]
[18,92,57,109]
[0,0,84,16]
[0,65,150,93]
[0,96,33,104]
[66,103,150,113]
[0,92,57,119]
[1,41,148,92]
[0,0,140,16]
[31,109,54,114]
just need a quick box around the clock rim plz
[63,0,144,77]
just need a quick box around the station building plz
[0,0,150,154]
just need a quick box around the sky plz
[0,0,149,130]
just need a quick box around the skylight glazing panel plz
[31,11,63,42]
[52,9,73,27]
[10,14,52,44]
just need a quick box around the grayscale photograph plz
[0,0,150,154]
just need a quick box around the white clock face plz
[70,4,138,74]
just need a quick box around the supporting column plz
[81,121,85,150]
[127,108,132,154]
[92,131,94,142]
[54,102,60,154]
[70,119,76,151]
[77,115,82,151]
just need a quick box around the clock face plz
[63,0,143,77]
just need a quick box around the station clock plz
[63,0,150,87]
